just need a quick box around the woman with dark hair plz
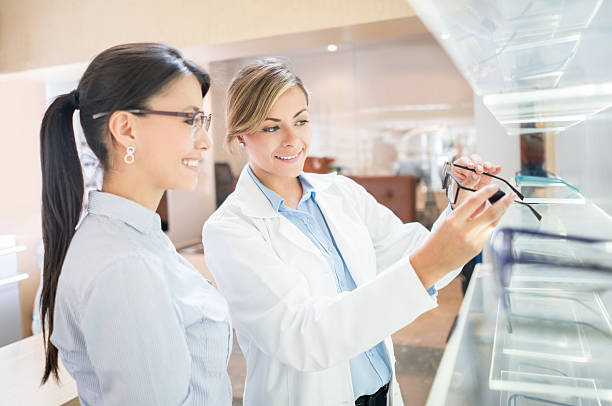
[39,43,232,405]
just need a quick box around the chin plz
[275,166,302,179]
[275,160,306,177]
[171,176,199,191]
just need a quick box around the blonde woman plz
[203,59,512,406]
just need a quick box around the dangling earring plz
[124,146,135,164]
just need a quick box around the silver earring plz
[124,146,135,164]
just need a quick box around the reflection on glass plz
[407,0,612,135]
[487,227,612,403]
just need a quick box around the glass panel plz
[514,174,585,204]
[488,228,612,402]
[425,204,612,405]
[407,0,612,135]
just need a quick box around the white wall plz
[473,95,520,180]
[555,109,612,217]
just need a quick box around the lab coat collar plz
[87,191,162,234]
[246,165,318,213]
[233,164,337,219]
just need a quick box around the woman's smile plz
[274,149,303,162]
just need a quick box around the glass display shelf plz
[515,175,585,204]
[406,0,612,135]
[482,83,612,136]
[496,202,612,240]
[490,285,612,398]
[426,263,612,406]
[426,201,612,406]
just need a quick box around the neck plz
[250,164,303,208]
[101,171,163,212]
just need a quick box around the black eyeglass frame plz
[449,162,524,200]
[442,162,542,221]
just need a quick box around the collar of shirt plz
[87,191,162,234]
[246,165,316,213]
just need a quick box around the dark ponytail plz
[40,94,83,383]
[39,43,210,384]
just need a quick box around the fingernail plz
[477,165,483,172]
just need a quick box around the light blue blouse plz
[51,191,232,406]
[247,167,426,398]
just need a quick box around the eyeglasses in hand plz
[442,162,542,221]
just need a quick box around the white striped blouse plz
[51,191,232,405]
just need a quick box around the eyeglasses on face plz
[442,162,542,222]
[92,109,212,141]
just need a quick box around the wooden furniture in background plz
[304,157,335,174]
[213,158,417,223]
[349,175,417,223]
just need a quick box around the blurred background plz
[2,1,611,405]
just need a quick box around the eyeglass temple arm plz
[447,166,541,221]
[452,163,525,200]
[515,201,542,221]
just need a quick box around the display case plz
[426,201,612,406]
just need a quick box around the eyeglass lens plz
[189,113,212,140]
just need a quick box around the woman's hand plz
[451,154,502,208]
[410,184,515,289]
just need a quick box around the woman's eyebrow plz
[293,108,307,118]
[264,108,308,122]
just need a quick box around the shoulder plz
[302,172,370,204]
[204,193,250,231]
[59,215,164,299]
[302,171,363,194]
[70,214,158,262]
[202,197,264,249]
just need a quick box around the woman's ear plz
[107,111,137,149]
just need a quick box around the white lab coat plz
[202,165,459,406]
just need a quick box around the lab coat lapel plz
[234,165,329,267]
[315,191,367,287]
[275,215,327,262]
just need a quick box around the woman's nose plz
[282,126,299,146]
[194,128,212,151]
